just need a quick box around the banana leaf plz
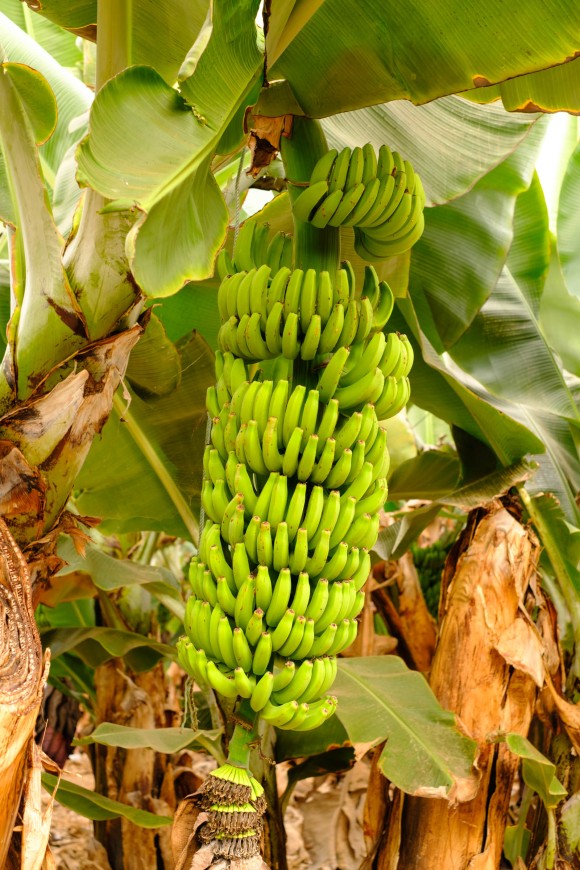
[334,656,476,796]
[0,11,92,173]
[74,332,214,541]
[262,0,580,116]
[556,138,580,300]
[0,0,82,71]
[76,0,262,296]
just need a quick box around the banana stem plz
[227,702,259,767]
[281,116,340,280]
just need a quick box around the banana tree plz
[1,0,580,867]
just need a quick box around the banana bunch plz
[217,220,293,277]
[216,258,397,363]
[178,262,414,734]
[291,144,425,260]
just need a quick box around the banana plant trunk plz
[372,499,540,869]
[92,660,175,870]
[0,519,48,866]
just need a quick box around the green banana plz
[267,474,288,530]
[265,567,292,626]
[334,410,363,451]
[316,399,340,448]
[310,149,338,184]
[272,659,296,692]
[206,661,238,699]
[301,485,325,539]
[268,379,289,446]
[310,188,344,228]
[317,271,334,325]
[232,625,254,672]
[297,656,327,703]
[318,303,345,354]
[292,180,330,223]
[282,426,304,477]
[217,615,238,671]
[300,313,322,360]
[254,471,278,521]
[342,176,380,227]
[278,615,307,657]
[201,569,218,608]
[234,667,255,699]
[250,671,274,711]
[288,527,309,574]
[217,576,237,617]
[328,147,351,193]
[273,521,290,571]
[270,608,296,651]
[292,618,315,660]
[324,448,352,489]
[265,233,286,272]
[272,659,313,705]
[245,607,265,646]
[260,699,300,727]
[323,540,349,581]
[297,434,319,480]
[290,571,311,617]
[262,413,283,475]
[310,437,336,484]
[282,311,300,360]
[304,528,331,577]
[266,266,291,313]
[305,577,329,623]
[255,565,273,612]
[285,482,307,541]
[233,221,257,272]
[234,575,256,631]
[256,520,273,566]
[252,632,273,675]
[317,345,350,403]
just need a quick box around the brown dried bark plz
[92,660,176,869]
[376,500,541,869]
[0,518,48,866]
[372,552,437,674]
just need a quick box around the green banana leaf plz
[23,0,210,86]
[74,332,214,541]
[473,58,580,115]
[506,172,550,313]
[40,625,175,671]
[556,138,580,300]
[397,151,580,519]
[408,123,546,350]
[42,773,172,828]
[0,0,82,71]
[0,59,85,408]
[0,11,92,173]
[539,248,580,377]
[322,96,539,205]
[54,535,185,620]
[151,279,221,351]
[76,0,263,296]
[76,722,224,761]
[498,734,567,809]
[376,458,534,561]
[20,0,96,36]
[334,657,476,796]
[262,0,580,116]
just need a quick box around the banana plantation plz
[1,1,579,868]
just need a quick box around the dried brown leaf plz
[495,618,544,687]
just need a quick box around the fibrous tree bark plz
[374,500,542,869]
[0,518,48,866]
